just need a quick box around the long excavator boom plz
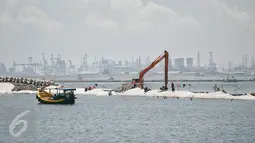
[137,50,169,90]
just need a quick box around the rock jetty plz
[0,76,57,91]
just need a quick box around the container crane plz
[42,53,48,68]
[12,57,41,71]
[133,50,169,90]
[68,60,75,73]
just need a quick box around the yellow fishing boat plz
[36,87,77,104]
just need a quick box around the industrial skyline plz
[1,51,254,69]
[0,51,255,76]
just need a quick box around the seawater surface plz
[0,93,255,143]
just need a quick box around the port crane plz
[133,50,169,90]
[12,57,41,73]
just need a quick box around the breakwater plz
[0,76,57,91]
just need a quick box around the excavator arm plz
[137,50,169,90]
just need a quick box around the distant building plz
[118,60,122,66]
[186,58,193,69]
[55,60,66,76]
[208,52,217,71]
[169,58,173,70]
[0,62,7,74]
[112,61,116,65]
[174,58,185,70]
[136,57,141,69]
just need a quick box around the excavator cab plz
[132,78,144,88]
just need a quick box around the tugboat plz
[36,87,77,104]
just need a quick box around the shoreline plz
[0,82,46,92]
[0,82,255,101]
[1,83,255,101]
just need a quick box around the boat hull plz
[36,91,76,105]
[37,95,75,104]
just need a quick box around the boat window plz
[65,90,72,94]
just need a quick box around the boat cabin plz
[55,88,76,96]
[37,87,77,104]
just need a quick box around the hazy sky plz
[0,0,254,68]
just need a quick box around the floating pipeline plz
[0,76,57,91]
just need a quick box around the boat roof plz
[44,86,62,89]
[58,88,76,91]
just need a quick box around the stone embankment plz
[0,76,57,91]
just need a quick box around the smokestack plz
[197,52,200,67]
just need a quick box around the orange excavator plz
[132,50,169,90]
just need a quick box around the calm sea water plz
[1,93,255,143]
